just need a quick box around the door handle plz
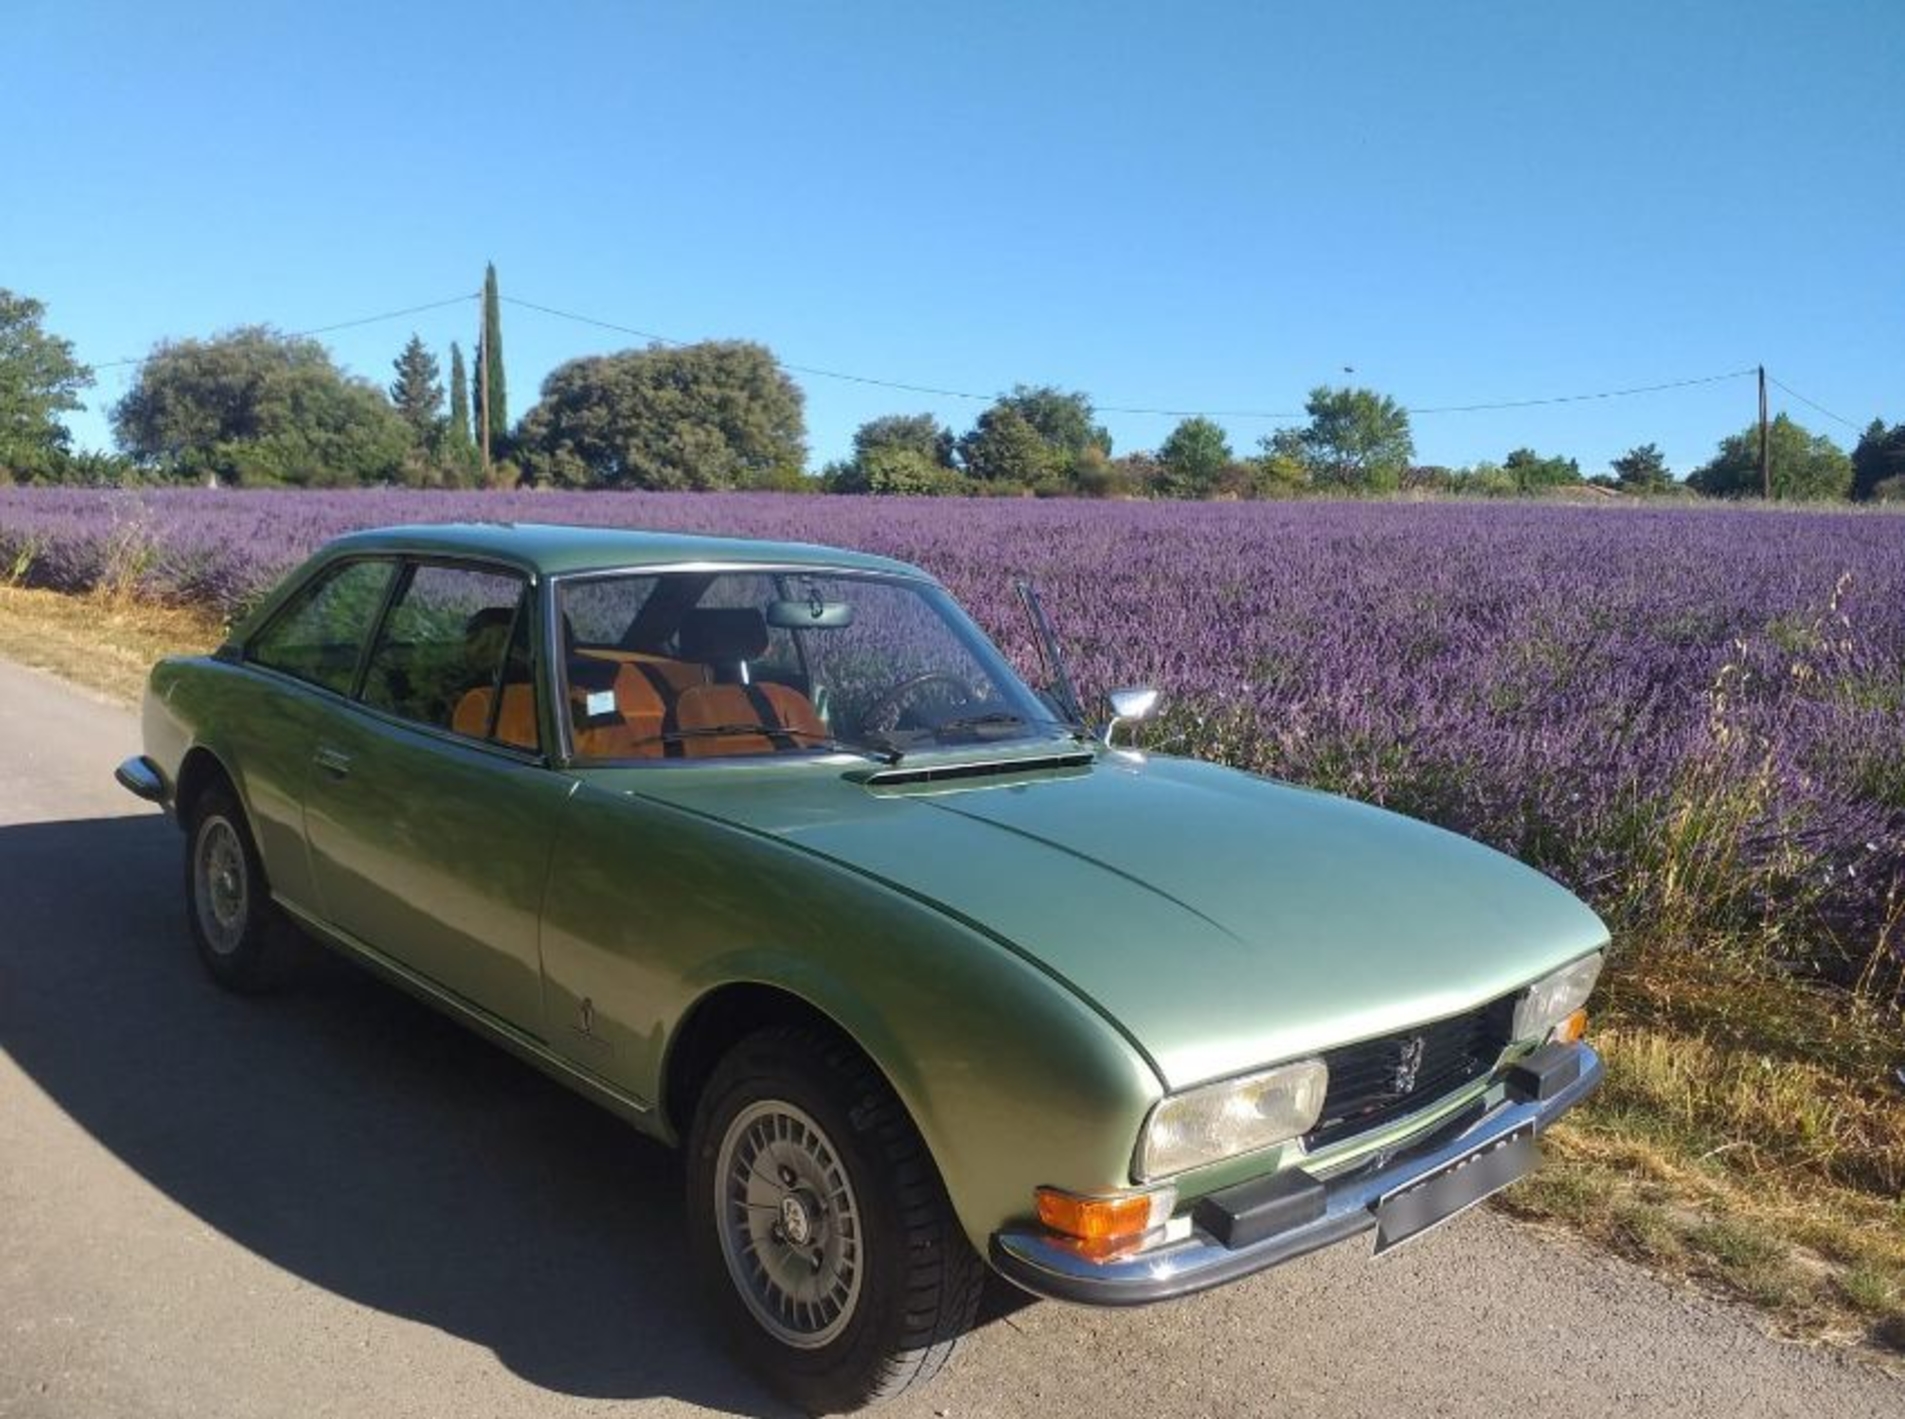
[313,745,353,779]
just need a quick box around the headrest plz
[464,606,516,668]
[678,607,769,663]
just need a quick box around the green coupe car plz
[117,522,1606,1413]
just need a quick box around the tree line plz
[3,277,1902,502]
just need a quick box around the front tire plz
[686,1026,984,1414]
[183,781,289,993]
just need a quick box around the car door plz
[301,559,571,1031]
[238,555,402,913]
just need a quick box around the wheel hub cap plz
[779,1194,814,1246]
[715,1101,863,1349]
[193,817,249,956]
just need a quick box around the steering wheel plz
[859,672,975,734]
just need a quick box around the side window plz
[359,564,536,747]
[248,560,395,696]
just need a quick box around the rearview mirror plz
[1103,686,1161,746]
[766,599,855,629]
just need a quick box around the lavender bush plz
[3,488,1900,981]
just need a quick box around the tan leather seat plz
[570,660,670,759]
[452,684,540,750]
[673,682,826,758]
[577,648,708,695]
[450,608,539,751]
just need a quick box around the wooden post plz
[1758,365,1771,500]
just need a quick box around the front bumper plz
[991,1039,1602,1306]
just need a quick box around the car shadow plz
[0,813,1030,1414]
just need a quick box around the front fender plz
[538,782,1165,1252]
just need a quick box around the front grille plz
[1305,995,1516,1150]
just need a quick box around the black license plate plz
[1372,1125,1538,1255]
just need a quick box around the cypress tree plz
[443,342,474,481]
[473,262,507,452]
[447,342,473,453]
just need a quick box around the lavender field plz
[3,488,1901,978]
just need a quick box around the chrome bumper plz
[114,755,168,805]
[991,1041,1603,1306]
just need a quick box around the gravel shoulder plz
[1,654,1898,1418]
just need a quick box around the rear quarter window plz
[247,559,395,695]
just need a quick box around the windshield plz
[556,570,1067,762]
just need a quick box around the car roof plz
[323,521,933,581]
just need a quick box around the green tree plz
[515,340,806,490]
[1156,416,1233,497]
[852,412,955,468]
[957,404,1058,486]
[956,386,1108,489]
[1251,428,1313,495]
[1272,385,1414,491]
[472,262,507,452]
[445,341,476,468]
[1850,419,1905,502]
[389,334,444,445]
[0,289,93,479]
[1451,461,1517,497]
[996,384,1111,463]
[856,445,965,495]
[1687,414,1851,501]
[1503,447,1581,492]
[826,414,958,493]
[112,326,410,486]
[1610,442,1673,493]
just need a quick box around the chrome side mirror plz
[1103,686,1161,746]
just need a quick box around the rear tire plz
[686,1026,984,1414]
[183,780,290,993]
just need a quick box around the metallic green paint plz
[133,522,1611,1266]
[620,750,1609,1091]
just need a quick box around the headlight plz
[1134,1058,1328,1181]
[1512,952,1604,1042]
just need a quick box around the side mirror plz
[1103,686,1161,746]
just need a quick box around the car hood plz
[619,751,1610,1090]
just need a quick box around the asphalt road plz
[1,655,1898,1419]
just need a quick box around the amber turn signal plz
[1035,1186,1175,1258]
[1553,1008,1588,1044]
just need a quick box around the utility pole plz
[1758,365,1771,500]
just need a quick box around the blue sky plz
[8,1,1901,475]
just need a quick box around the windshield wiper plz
[932,711,1029,735]
[620,724,901,765]
[933,712,1090,746]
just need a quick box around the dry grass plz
[0,584,224,704]
[1501,946,1905,1363]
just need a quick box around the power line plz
[1765,374,1861,430]
[84,286,1833,435]
[501,295,1018,403]
[505,293,1761,424]
[1406,368,1756,415]
[90,293,479,370]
